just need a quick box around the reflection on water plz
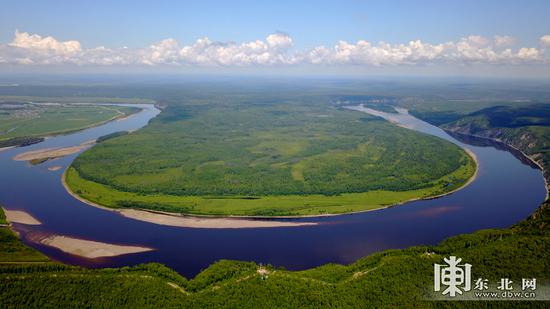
[0,103,546,278]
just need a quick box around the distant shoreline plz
[0,103,142,149]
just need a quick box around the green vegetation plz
[0,136,44,148]
[439,104,550,183]
[68,99,475,216]
[0,101,140,142]
[1,201,549,307]
[66,155,475,216]
[0,209,49,263]
[97,131,129,143]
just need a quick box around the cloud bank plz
[1,30,549,67]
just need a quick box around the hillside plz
[442,104,550,184]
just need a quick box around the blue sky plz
[2,0,549,48]
[1,0,550,76]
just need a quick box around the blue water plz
[0,104,546,278]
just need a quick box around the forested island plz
[66,95,476,216]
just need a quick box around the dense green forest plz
[73,99,469,196]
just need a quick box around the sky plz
[1,0,550,77]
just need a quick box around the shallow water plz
[0,103,546,278]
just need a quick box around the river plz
[0,103,546,278]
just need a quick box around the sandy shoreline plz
[40,235,154,259]
[3,209,42,225]
[118,209,317,229]
[13,140,95,162]
[61,171,318,228]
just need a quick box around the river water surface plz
[0,103,546,278]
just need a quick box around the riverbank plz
[61,170,319,228]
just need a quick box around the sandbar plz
[3,209,42,225]
[118,209,317,229]
[48,166,63,171]
[40,235,154,259]
[13,141,94,162]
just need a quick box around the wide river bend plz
[0,103,546,277]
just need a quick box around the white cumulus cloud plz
[494,35,516,47]
[0,31,547,67]
[10,30,81,54]
[540,35,550,47]
[266,33,293,49]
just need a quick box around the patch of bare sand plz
[0,146,14,152]
[119,209,317,229]
[3,209,41,225]
[13,140,95,162]
[40,235,154,259]
[48,165,63,171]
